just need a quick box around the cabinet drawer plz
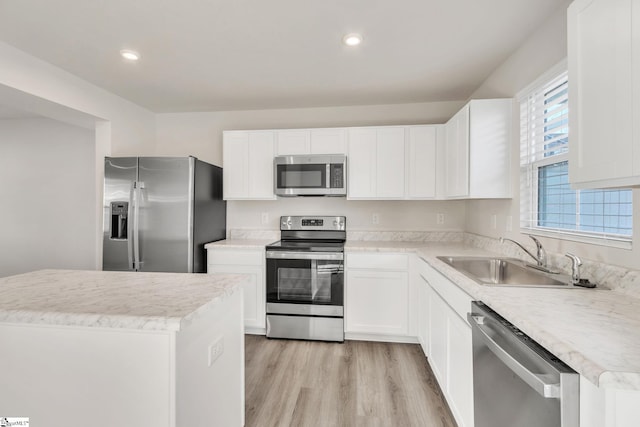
[420,260,472,323]
[207,249,263,266]
[347,252,409,270]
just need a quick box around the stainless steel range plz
[265,216,346,342]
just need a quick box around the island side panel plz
[0,324,173,427]
[176,288,244,427]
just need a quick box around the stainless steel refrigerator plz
[102,156,226,273]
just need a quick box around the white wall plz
[0,41,157,270]
[229,199,466,233]
[155,101,467,232]
[465,1,640,270]
[0,118,95,277]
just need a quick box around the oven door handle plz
[468,313,561,398]
[317,264,343,272]
[266,251,344,261]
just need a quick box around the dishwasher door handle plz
[468,313,561,399]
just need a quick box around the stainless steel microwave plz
[274,154,347,196]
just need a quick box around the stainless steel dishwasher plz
[468,301,579,427]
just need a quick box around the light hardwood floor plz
[245,335,457,427]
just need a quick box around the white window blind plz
[520,71,569,167]
[519,64,632,245]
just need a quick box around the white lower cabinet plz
[428,286,448,383]
[207,247,266,334]
[345,252,415,341]
[580,375,640,427]
[419,259,474,427]
[416,261,430,355]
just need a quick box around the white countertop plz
[0,269,246,332]
[205,239,274,249]
[207,238,640,389]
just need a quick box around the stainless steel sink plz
[436,256,573,288]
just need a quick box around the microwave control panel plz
[330,164,344,189]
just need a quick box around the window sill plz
[521,227,633,250]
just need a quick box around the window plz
[519,63,632,246]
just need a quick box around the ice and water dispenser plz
[110,202,129,240]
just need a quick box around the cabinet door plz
[276,130,311,155]
[376,127,406,198]
[417,274,430,356]
[223,132,249,199]
[347,128,377,198]
[445,106,469,198]
[310,128,347,154]
[468,99,511,198]
[247,131,275,199]
[208,264,265,332]
[345,270,409,336]
[408,126,437,199]
[568,0,634,186]
[447,311,474,427]
[428,286,448,385]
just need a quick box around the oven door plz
[266,251,344,307]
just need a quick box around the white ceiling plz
[0,0,566,113]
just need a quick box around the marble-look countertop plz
[0,269,247,332]
[205,239,274,249]
[206,237,640,389]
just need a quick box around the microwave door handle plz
[326,164,330,188]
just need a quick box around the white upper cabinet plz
[408,125,439,199]
[347,128,378,198]
[444,99,512,199]
[445,106,470,198]
[376,127,406,198]
[275,128,347,155]
[568,0,640,188]
[221,122,459,200]
[310,128,347,154]
[222,130,275,200]
[347,127,406,199]
[275,130,311,155]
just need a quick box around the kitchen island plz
[0,269,246,427]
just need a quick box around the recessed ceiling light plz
[120,49,140,61]
[342,33,362,47]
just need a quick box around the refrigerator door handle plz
[127,183,135,270]
[133,181,145,271]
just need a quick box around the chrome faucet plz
[565,253,582,285]
[500,235,547,268]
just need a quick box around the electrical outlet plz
[491,214,497,230]
[372,213,380,225]
[506,215,513,232]
[208,336,224,367]
[261,212,269,225]
[437,213,445,225]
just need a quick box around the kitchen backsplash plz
[229,229,280,241]
[347,231,464,242]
